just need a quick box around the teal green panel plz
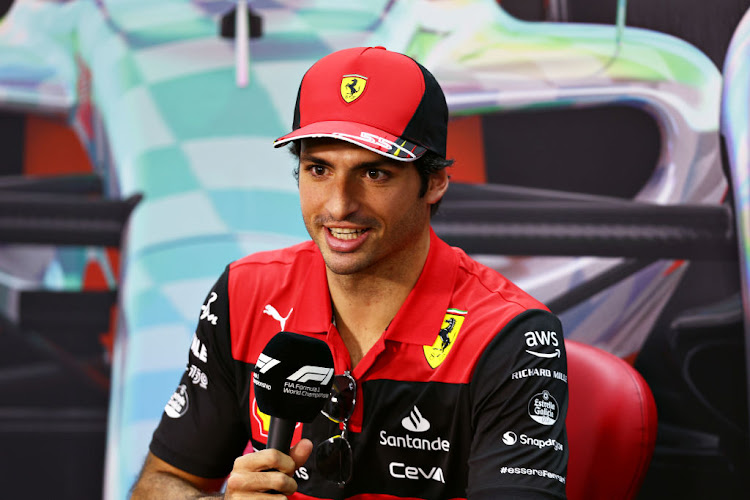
[659,50,707,85]
[137,239,245,283]
[296,9,380,31]
[132,146,201,200]
[113,52,145,93]
[128,288,185,330]
[150,68,285,140]
[53,248,88,289]
[208,190,307,236]
[251,32,331,61]
[124,18,215,49]
[125,370,186,422]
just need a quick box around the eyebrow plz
[299,152,404,170]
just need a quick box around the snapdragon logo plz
[502,430,563,452]
[502,431,517,445]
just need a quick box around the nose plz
[325,175,360,221]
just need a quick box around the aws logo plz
[423,309,467,369]
[524,330,561,359]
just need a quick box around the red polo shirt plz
[151,230,568,499]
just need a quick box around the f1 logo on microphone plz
[256,353,281,373]
[256,352,334,385]
[287,366,334,385]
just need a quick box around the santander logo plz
[401,406,431,433]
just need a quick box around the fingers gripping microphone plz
[253,332,335,454]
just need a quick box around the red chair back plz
[565,340,658,500]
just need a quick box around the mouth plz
[328,227,369,240]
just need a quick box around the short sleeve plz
[468,309,568,499]
[149,266,249,478]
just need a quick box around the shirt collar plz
[289,229,459,345]
[287,244,332,335]
[384,228,459,345]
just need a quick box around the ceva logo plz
[389,462,445,483]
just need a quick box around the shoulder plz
[230,240,319,272]
[223,240,329,363]
[227,240,320,288]
[457,252,562,364]
[424,245,558,379]
[451,246,548,318]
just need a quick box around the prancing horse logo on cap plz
[341,74,367,103]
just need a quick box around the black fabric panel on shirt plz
[150,266,251,479]
[296,379,471,500]
[468,309,568,500]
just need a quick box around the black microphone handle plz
[267,416,297,454]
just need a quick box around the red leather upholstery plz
[565,340,658,500]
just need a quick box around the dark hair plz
[289,140,453,216]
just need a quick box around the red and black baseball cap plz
[274,46,448,161]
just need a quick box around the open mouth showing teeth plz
[328,228,368,240]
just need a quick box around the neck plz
[328,229,431,366]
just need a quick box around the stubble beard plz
[306,209,428,279]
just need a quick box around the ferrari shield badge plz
[424,309,467,368]
[341,74,367,103]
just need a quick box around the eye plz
[365,169,388,181]
[306,165,327,177]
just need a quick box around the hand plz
[224,439,313,498]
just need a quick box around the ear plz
[424,168,450,205]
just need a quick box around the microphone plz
[253,331,335,454]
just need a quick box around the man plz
[131,46,568,499]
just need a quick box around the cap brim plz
[274,121,426,162]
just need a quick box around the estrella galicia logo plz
[165,384,189,419]
[423,309,467,368]
[340,74,367,103]
[402,406,431,433]
[528,390,559,426]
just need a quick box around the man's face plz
[298,139,446,277]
